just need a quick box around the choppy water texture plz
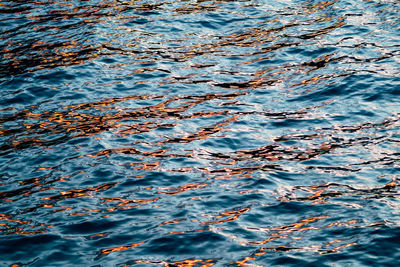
[0,0,399,266]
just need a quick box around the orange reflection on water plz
[42,182,117,201]
[319,241,357,255]
[279,179,398,202]
[1,0,174,75]
[101,196,159,212]
[100,241,145,256]
[0,213,51,236]
[158,218,186,227]
[201,164,282,180]
[0,92,246,156]
[89,232,110,238]
[202,208,250,224]
[0,214,29,225]
[231,214,362,265]
[136,258,217,267]
[158,183,208,195]
[272,216,329,234]
[157,115,238,145]
[234,256,258,267]
[129,161,160,171]
[0,1,397,265]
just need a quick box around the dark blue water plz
[1,0,400,266]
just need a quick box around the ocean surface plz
[0,0,399,266]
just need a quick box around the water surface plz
[1,0,400,266]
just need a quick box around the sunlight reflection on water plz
[0,0,399,266]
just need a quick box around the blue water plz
[0,0,400,266]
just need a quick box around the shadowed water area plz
[0,0,399,266]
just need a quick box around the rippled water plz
[1,0,399,266]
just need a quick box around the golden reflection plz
[174,2,217,14]
[0,0,348,85]
[158,183,208,195]
[318,241,357,254]
[200,163,283,180]
[100,196,158,212]
[80,196,159,215]
[89,232,111,238]
[272,216,329,234]
[158,219,186,227]
[248,235,288,246]
[202,208,250,224]
[0,173,73,201]
[0,0,174,75]
[1,0,397,265]
[230,213,366,265]
[128,161,160,171]
[305,0,337,12]
[42,182,117,201]
[0,92,245,155]
[156,115,238,145]
[0,213,51,235]
[233,256,258,267]
[100,241,145,256]
[0,214,29,225]
[278,179,398,202]
[135,258,218,267]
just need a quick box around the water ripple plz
[1,0,400,266]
